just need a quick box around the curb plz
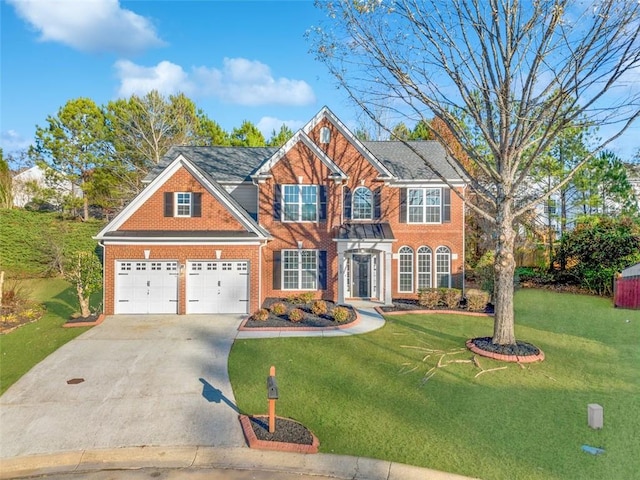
[465,339,545,363]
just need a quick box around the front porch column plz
[384,250,393,306]
[337,243,346,304]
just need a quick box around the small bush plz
[288,308,305,323]
[475,251,495,297]
[285,292,315,304]
[311,300,328,315]
[332,306,350,323]
[441,288,462,309]
[418,288,440,308]
[252,308,269,321]
[466,291,490,312]
[270,302,287,316]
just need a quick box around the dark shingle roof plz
[145,146,278,183]
[335,222,395,241]
[362,141,458,181]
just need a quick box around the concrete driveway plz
[0,315,246,459]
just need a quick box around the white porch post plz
[337,243,346,304]
[384,250,393,306]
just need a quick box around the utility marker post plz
[267,365,279,433]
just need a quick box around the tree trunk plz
[77,284,91,318]
[83,195,90,222]
[492,202,517,346]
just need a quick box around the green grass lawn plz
[229,289,640,480]
[0,278,99,395]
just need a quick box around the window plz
[352,186,373,220]
[282,250,318,290]
[175,192,192,217]
[320,127,331,144]
[435,246,451,288]
[545,199,557,215]
[408,188,441,223]
[283,185,318,222]
[398,246,414,293]
[417,246,432,289]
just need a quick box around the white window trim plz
[417,246,432,290]
[407,187,442,224]
[435,246,451,288]
[282,249,319,291]
[175,192,192,217]
[352,186,373,220]
[398,246,414,293]
[282,184,319,223]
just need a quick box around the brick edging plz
[63,314,105,328]
[238,415,320,453]
[237,309,361,332]
[466,339,545,363]
[374,307,491,317]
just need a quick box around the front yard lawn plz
[229,289,640,480]
[0,278,98,395]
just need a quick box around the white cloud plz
[8,0,164,55]
[115,57,317,107]
[257,117,305,137]
[115,60,194,97]
[0,130,31,153]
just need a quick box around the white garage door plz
[115,261,178,314]
[186,261,249,314]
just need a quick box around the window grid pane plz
[436,247,450,288]
[399,247,413,293]
[282,250,317,290]
[417,247,432,289]
[282,185,317,222]
[352,187,373,220]
[425,189,441,222]
[176,192,191,216]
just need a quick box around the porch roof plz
[335,222,395,241]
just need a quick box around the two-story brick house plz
[95,107,466,315]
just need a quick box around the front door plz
[352,254,371,298]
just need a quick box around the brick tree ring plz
[466,337,545,363]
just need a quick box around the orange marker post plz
[267,365,278,433]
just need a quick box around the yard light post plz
[267,365,279,433]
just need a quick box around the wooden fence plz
[614,277,640,310]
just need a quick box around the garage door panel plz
[186,261,249,314]
[115,261,178,314]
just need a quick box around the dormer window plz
[320,127,331,144]
[352,186,373,220]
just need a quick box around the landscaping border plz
[237,310,361,332]
[238,415,320,453]
[63,314,105,328]
[466,339,545,363]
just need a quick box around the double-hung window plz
[408,188,441,223]
[398,246,414,293]
[417,246,432,289]
[175,192,192,217]
[283,185,318,222]
[282,250,318,290]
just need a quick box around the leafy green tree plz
[230,120,265,146]
[268,124,294,147]
[196,112,230,146]
[390,122,411,140]
[0,149,12,209]
[31,98,109,221]
[555,216,640,295]
[64,251,102,318]
[311,0,640,346]
[409,120,432,140]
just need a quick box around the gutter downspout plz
[97,240,106,315]
[462,185,467,299]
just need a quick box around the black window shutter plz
[442,188,451,223]
[273,184,282,220]
[273,251,281,290]
[399,188,407,223]
[319,186,327,221]
[373,187,382,220]
[343,186,352,220]
[318,250,327,290]
[164,192,173,217]
[192,192,202,217]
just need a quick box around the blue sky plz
[1,0,357,157]
[1,0,638,161]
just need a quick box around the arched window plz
[398,246,414,293]
[417,246,432,290]
[435,246,451,288]
[320,127,331,144]
[352,186,373,220]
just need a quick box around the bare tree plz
[310,0,640,345]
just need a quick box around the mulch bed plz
[248,416,314,445]
[379,298,495,315]
[468,336,540,356]
[242,298,356,328]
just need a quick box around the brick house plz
[95,107,467,315]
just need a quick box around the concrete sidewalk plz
[1,446,479,480]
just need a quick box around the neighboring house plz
[95,107,467,315]
[12,165,79,208]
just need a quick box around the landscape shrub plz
[288,308,305,323]
[440,288,462,309]
[311,300,328,315]
[466,291,490,312]
[0,279,45,329]
[418,288,440,308]
[269,302,287,316]
[285,292,315,304]
[252,308,269,321]
[331,306,350,323]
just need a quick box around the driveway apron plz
[0,315,246,459]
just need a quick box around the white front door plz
[186,261,249,314]
[115,261,178,314]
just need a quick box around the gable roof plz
[96,154,270,241]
